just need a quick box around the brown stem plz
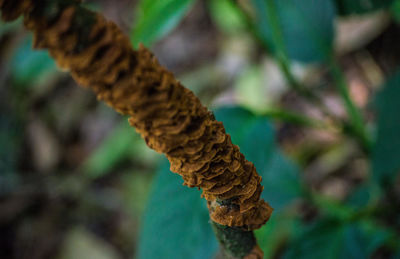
[1,0,272,257]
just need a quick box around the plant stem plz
[212,223,262,259]
[260,108,337,130]
[328,56,372,152]
[260,0,308,96]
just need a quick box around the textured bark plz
[0,0,272,233]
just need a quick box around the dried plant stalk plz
[0,0,272,231]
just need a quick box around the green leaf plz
[251,0,336,63]
[372,70,400,186]
[83,121,159,179]
[0,19,21,38]
[137,159,218,259]
[335,0,395,15]
[284,219,391,259]
[392,0,400,22]
[342,220,392,258]
[284,219,345,259]
[207,0,246,34]
[131,0,196,48]
[214,106,303,210]
[120,171,153,216]
[10,35,56,86]
[234,66,272,113]
[255,212,300,258]
[345,182,382,210]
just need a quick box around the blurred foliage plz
[284,218,392,259]
[131,0,196,47]
[58,228,120,259]
[392,0,400,22]
[2,0,400,259]
[234,66,271,112]
[10,35,56,87]
[0,19,21,38]
[251,0,336,63]
[137,159,218,259]
[372,70,400,186]
[207,0,247,34]
[83,121,159,179]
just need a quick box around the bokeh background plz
[1,0,400,258]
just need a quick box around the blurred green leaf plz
[0,19,21,38]
[284,219,344,259]
[372,70,400,186]
[392,0,400,22]
[121,171,153,215]
[10,35,56,86]
[235,66,271,113]
[314,195,355,221]
[207,0,246,34]
[345,182,382,210]
[83,122,138,178]
[58,228,119,259]
[284,219,391,259]
[255,212,300,258]
[137,159,218,259]
[251,0,336,63]
[83,121,159,179]
[131,0,196,48]
[340,221,390,258]
[335,0,395,15]
[214,106,303,210]
[346,184,373,209]
[259,151,303,210]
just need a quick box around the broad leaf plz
[372,70,400,186]
[341,221,391,258]
[251,0,336,63]
[335,0,395,15]
[255,212,300,258]
[284,219,344,259]
[137,159,218,259]
[131,0,196,47]
[284,219,391,259]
